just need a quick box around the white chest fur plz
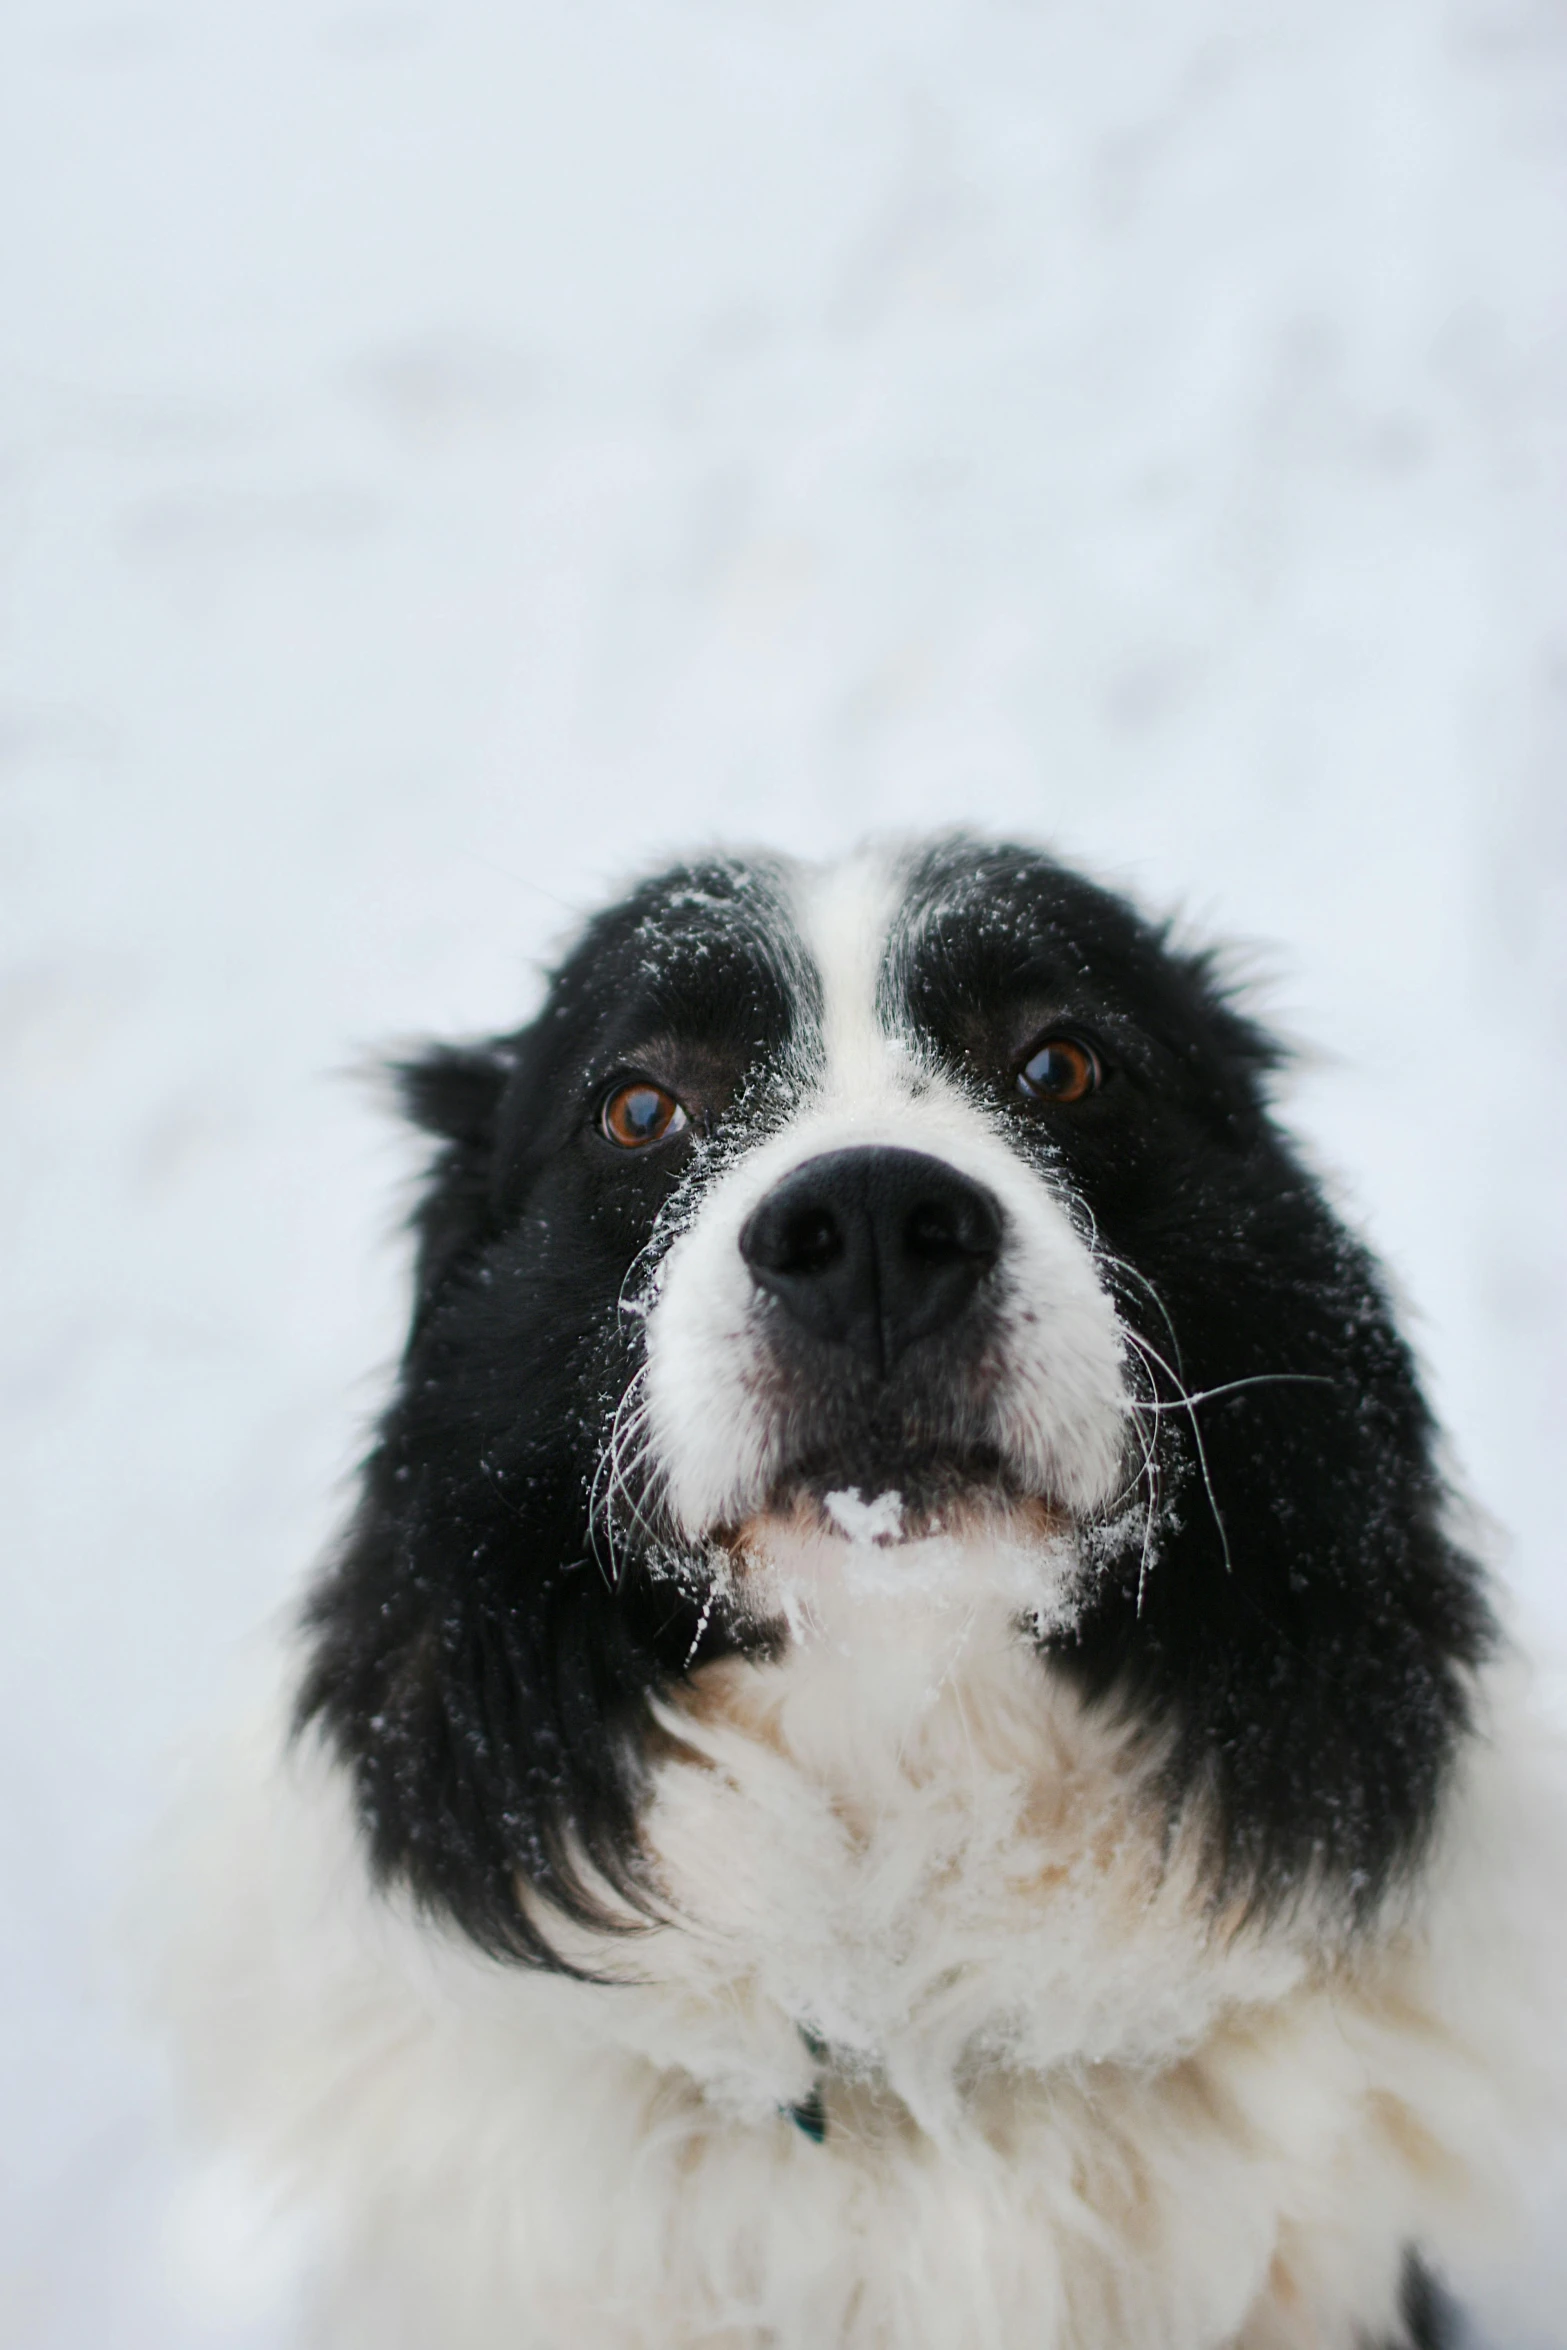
[166,1594,1566,2350]
[617,1584,1307,2137]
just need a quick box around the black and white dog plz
[174,838,1564,2349]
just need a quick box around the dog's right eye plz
[599,1081,689,1151]
[1016,1034,1101,1105]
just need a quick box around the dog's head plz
[302,838,1492,1963]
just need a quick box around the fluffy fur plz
[166,838,1567,2348]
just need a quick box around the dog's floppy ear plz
[391,1038,518,1318]
[397,1039,514,1148]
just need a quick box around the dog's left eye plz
[1017,1035,1101,1105]
[599,1081,689,1150]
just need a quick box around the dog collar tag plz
[784,2086,827,2143]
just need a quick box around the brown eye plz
[1017,1036,1101,1105]
[599,1081,689,1150]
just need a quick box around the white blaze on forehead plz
[642,848,1131,1552]
[790,848,905,1095]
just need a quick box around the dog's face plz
[303,838,1491,1963]
[640,850,1129,1576]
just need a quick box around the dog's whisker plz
[1118,1372,1339,1413]
[590,1374,659,1588]
[1097,1250,1188,1378]
[1118,1325,1234,1580]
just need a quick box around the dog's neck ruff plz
[609,1569,1316,2144]
[169,1631,1567,2350]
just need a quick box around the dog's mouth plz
[696,1447,1079,1631]
[784,1437,1052,1521]
[702,1488,1082,1643]
[702,1439,1059,1544]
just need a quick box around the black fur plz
[300,838,1493,1979]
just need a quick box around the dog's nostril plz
[779,1208,841,1275]
[905,1201,975,1261]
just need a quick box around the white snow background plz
[2,1,1565,2342]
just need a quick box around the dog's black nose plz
[739,1147,1003,1375]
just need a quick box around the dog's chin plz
[705,1478,1083,1639]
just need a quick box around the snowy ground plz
[2,2,1565,2343]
